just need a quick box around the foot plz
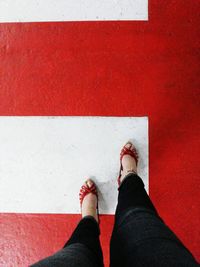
[120,142,138,184]
[81,179,98,223]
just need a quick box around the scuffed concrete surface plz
[0,0,199,266]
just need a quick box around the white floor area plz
[0,116,148,214]
[0,0,148,22]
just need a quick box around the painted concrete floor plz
[0,0,200,266]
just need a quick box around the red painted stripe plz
[0,0,200,265]
[0,213,114,266]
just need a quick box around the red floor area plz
[1,214,114,266]
[0,0,200,266]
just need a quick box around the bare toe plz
[125,141,132,149]
[86,179,94,188]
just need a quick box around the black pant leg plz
[31,216,103,267]
[115,173,158,220]
[110,174,199,267]
[65,215,104,267]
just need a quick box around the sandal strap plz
[118,144,139,186]
[79,183,98,206]
[120,146,139,165]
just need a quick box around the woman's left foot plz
[119,142,138,185]
[80,179,98,223]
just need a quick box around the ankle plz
[82,210,98,222]
[121,169,137,183]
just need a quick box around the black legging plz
[32,173,199,267]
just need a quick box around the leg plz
[64,215,103,265]
[32,180,103,267]
[110,142,198,267]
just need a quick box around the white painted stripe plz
[0,116,148,214]
[0,0,148,22]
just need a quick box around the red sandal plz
[79,179,98,206]
[117,142,139,187]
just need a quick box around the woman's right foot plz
[119,142,138,185]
